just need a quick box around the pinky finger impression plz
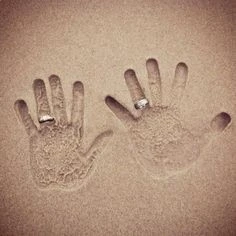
[14,99,38,136]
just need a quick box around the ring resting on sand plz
[134,98,149,110]
[38,115,55,123]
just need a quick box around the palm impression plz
[15,75,113,189]
[106,59,231,179]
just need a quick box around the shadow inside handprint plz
[106,59,231,179]
[15,76,113,189]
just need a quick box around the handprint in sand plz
[15,75,113,189]
[106,59,231,179]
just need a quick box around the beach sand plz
[0,0,235,235]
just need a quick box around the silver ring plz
[39,115,54,123]
[134,98,149,110]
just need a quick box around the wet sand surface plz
[0,0,235,235]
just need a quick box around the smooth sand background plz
[0,0,235,235]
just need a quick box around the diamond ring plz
[134,98,149,110]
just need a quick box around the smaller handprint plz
[106,59,231,179]
[15,75,113,189]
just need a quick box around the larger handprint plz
[15,75,113,189]
[106,59,231,179]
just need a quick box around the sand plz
[0,0,235,235]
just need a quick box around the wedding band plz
[134,98,149,110]
[39,115,54,123]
